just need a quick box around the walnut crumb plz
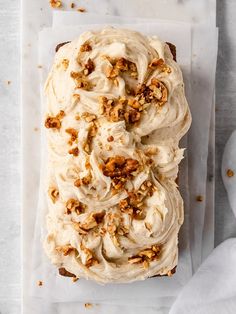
[107,135,114,142]
[45,110,65,130]
[37,280,43,286]
[50,0,62,9]
[68,147,79,156]
[72,276,79,282]
[84,303,93,309]
[227,169,234,177]
[37,65,43,69]
[6,80,11,85]
[80,42,92,52]
[48,187,59,203]
[78,7,86,12]
[196,195,203,202]
[70,2,75,8]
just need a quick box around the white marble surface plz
[0,0,236,313]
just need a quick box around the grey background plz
[0,0,236,313]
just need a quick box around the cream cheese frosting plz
[43,27,191,284]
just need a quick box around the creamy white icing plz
[43,27,191,283]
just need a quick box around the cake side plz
[43,27,191,284]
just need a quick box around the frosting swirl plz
[43,27,191,283]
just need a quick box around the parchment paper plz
[21,2,218,313]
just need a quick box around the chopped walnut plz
[70,71,91,90]
[68,147,79,156]
[79,211,105,231]
[105,57,138,80]
[50,0,62,8]
[99,96,141,124]
[70,2,75,9]
[149,58,171,73]
[37,280,43,286]
[65,128,78,144]
[48,187,59,203]
[102,156,139,178]
[107,135,114,142]
[65,198,85,215]
[80,41,92,52]
[80,244,99,268]
[74,173,92,187]
[136,79,168,107]
[84,58,95,76]
[78,7,86,12]
[128,244,161,267]
[56,245,75,256]
[84,303,93,309]
[45,110,65,129]
[227,169,234,177]
[196,195,203,202]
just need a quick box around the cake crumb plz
[196,195,203,202]
[84,303,93,309]
[227,169,234,177]
[37,280,43,286]
[77,7,86,12]
[50,0,62,9]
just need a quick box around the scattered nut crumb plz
[49,0,62,9]
[107,135,114,142]
[196,195,203,202]
[37,65,43,69]
[70,2,75,8]
[72,277,79,282]
[78,7,86,12]
[37,280,43,286]
[84,303,93,309]
[227,169,234,177]
[34,127,39,132]
[6,80,11,85]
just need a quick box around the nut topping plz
[56,245,75,256]
[48,187,59,203]
[80,41,92,52]
[102,156,139,178]
[65,198,86,214]
[45,110,65,130]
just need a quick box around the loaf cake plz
[43,27,191,284]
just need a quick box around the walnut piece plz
[128,245,161,268]
[102,156,139,178]
[80,41,92,52]
[84,58,95,76]
[68,146,79,156]
[136,78,168,107]
[105,57,138,80]
[50,0,62,9]
[65,128,78,145]
[48,187,59,203]
[45,110,65,130]
[227,169,234,177]
[65,198,85,215]
[99,96,141,124]
[70,71,91,90]
[56,245,75,256]
[74,173,92,187]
